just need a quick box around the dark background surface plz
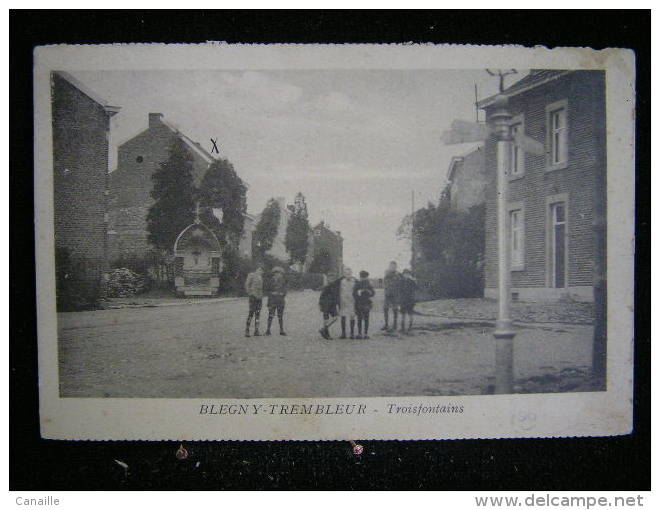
[10,10,650,490]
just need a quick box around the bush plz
[257,253,290,273]
[105,268,149,298]
[218,248,253,296]
[286,272,325,291]
[110,251,165,287]
[55,246,101,311]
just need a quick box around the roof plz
[53,71,121,116]
[445,143,483,183]
[173,222,221,253]
[160,118,215,164]
[477,70,571,109]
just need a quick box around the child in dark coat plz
[398,269,417,334]
[265,266,287,336]
[353,270,375,339]
[318,277,341,339]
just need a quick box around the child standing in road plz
[398,269,417,334]
[319,276,341,340]
[382,261,402,332]
[265,266,287,336]
[244,265,264,337]
[338,267,357,339]
[353,270,375,339]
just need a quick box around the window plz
[509,207,524,270]
[546,100,568,169]
[509,117,525,177]
[549,201,567,288]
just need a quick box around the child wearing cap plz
[353,270,375,339]
[398,269,417,334]
[265,266,287,336]
[244,265,264,337]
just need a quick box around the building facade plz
[305,221,344,280]
[444,145,486,212]
[480,70,606,302]
[51,71,120,306]
[107,113,214,261]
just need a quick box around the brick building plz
[107,113,215,261]
[479,70,606,302]
[51,71,121,306]
[305,221,344,280]
[444,144,486,212]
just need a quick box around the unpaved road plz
[58,290,594,398]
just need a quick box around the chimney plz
[149,112,163,128]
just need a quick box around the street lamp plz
[441,70,532,394]
[490,93,516,394]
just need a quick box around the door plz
[550,202,566,288]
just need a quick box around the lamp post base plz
[493,320,516,394]
[493,319,516,339]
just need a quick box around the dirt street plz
[58,290,595,398]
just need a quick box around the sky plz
[73,69,504,274]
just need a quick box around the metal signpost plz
[442,70,546,394]
[489,93,516,394]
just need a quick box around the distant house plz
[305,221,344,280]
[51,71,121,306]
[107,113,215,261]
[478,70,606,302]
[444,144,486,212]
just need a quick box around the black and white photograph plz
[33,43,634,441]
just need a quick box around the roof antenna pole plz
[474,83,479,123]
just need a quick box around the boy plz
[381,261,402,332]
[244,265,264,337]
[398,269,417,334]
[338,267,357,339]
[265,266,287,336]
[353,270,375,339]
[319,276,341,340]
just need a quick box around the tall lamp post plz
[442,70,528,394]
[490,91,516,394]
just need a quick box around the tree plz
[308,248,332,275]
[397,195,485,298]
[197,158,247,247]
[146,138,196,253]
[253,198,281,259]
[285,192,311,266]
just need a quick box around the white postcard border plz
[34,44,635,440]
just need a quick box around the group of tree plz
[397,191,485,299]
[252,198,282,259]
[146,138,247,253]
[285,192,311,267]
[252,191,312,268]
[147,138,314,272]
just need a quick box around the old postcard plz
[34,43,634,440]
